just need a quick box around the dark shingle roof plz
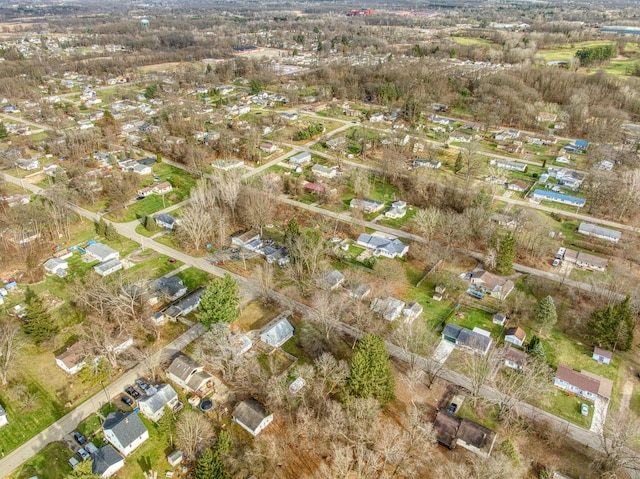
[233,398,270,432]
[91,445,124,475]
[103,411,147,449]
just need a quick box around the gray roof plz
[137,383,177,415]
[44,257,67,270]
[357,233,407,256]
[442,323,492,354]
[86,243,118,261]
[233,398,271,431]
[164,288,204,318]
[578,222,621,241]
[167,355,201,382]
[324,269,345,288]
[103,411,147,449]
[260,317,294,347]
[91,445,124,476]
[154,213,177,227]
[94,258,122,275]
[153,276,186,297]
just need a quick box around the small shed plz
[167,450,184,467]
[592,347,612,365]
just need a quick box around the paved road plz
[0,323,205,478]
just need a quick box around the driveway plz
[590,395,609,434]
[433,339,455,364]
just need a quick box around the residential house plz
[43,257,68,276]
[230,334,253,355]
[554,365,603,402]
[91,445,124,478]
[281,112,298,121]
[350,198,385,214]
[137,384,180,422]
[154,213,178,230]
[592,347,612,365]
[16,158,39,171]
[289,152,311,166]
[326,136,346,149]
[536,112,557,123]
[449,132,473,143]
[369,113,384,122]
[167,355,214,397]
[492,313,507,326]
[490,159,527,173]
[468,270,514,300]
[260,317,294,347]
[324,269,345,289]
[346,282,371,300]
[356,233,408,258]
[532,189,585,208]
[94,258,123,277]
[0,404,7,428]
[549,167,585,190]
[577,223,621,243]
[506,181,528,193]
[132,163,152,175]
[504,327,526,347]
[412,159,441,169]
[102,411,149,456]
[260,143,277,154]
[233,398,274,436]
[371,296,405,321]
[232,230,261,249]
[442,324,493,356]
[495,129,520,141]
[433,411,496,456]
[311,164,337,179]
[304,182,326,194]
[55,342,87,374]
[504,347,527,370]
[403,302,424,323]
[163,288,205,320]
[85,243,119,263]
[152,276,187,302]
[384,200,407,219]
[563,249,608,272]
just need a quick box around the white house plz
[311,164,337,179]
[260,317,294,347]
[554,365,602,402]
[384,200,407,219]
[132,163,152,175]
[85,243,119,263]
[0,404,7,428]
[16,158,39,171]
[592,347,612,365]
[577,223,621,243]
[94,259,123,277]
[504,327,526,347]
[102,411,149,456]
[370,297,405,321]
[137,384,180,422]
[356,233,408,259]
[504,347,527,371]
[43,257,69,275]
[55,342,87,374]
[289,151,311,166]
[232,398,274,436]
[91,445,125,478]
[350,198,385,214]
[154,213,178,230]
[167,355,214,397]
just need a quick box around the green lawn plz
[77,414,102,438]
[447,307,498,336]
[450,36,497,47]
[126,254,182,279]
[542,389,593,428]
[176,267,213,290]
[9,442,73,479]
[377,206,418,229]
[116,416,174,479]
[457,402,500,430]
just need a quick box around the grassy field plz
[538,41,618,62]
[449,36,497,47]
[175,267,212,290]
[542,389,593,429]
[233,301,280,332]
[115,416,174,479]
[9,442,73,479]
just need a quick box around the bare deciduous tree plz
[593,409,640,478]
[0,319,24,385]
[175,410,215,461]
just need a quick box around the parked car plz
[77,448,90,461]
[73,431,87,445]
[121,395,134,407]
[85,442,98,454]
[135,378,149,391]
[447,403,458,414]
[124,386,140,399]
[552,258,560,267]
[168,258,177,263]
[581,403,589,416]
[68,457,80,469]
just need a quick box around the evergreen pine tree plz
[196,274,239,329]
[144,216,157,232]
[0,122,7,139]
[95,219,107,236]
[348,333,395,403]
[195,431,231,479]
[23,287,55,344]
[495,231,516,276]
[534,295,557,335]
[588,296,634,351]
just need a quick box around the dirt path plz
[620,378,635,413]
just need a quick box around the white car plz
[68,457,80,469]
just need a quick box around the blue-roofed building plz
[574,139,589,149]
[532,189,585,208]
[260,317,294,347]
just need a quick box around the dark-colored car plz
[447,403,458,414]
[73,431,87,445]
[168,258,177,263]
[135,378,149,391]
[135,196,145,201]
[124,386,140,399]
[121,395,134,407]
